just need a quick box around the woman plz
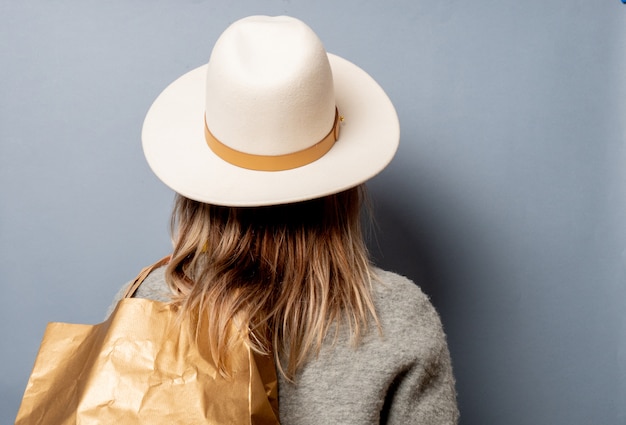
[113,15,458,424]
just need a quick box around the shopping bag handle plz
[123,255,171,299]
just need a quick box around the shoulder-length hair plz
[165,184,378,379]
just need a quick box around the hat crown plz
[205,16,336,156]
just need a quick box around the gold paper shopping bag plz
[16,260,279,425]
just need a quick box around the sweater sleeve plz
[374,269,459,424]
[104,282,129,319]
[382,337,459,424]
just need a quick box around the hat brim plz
[142,53,399,206]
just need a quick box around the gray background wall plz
[1,1,625,423]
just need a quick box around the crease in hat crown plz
[204,16,336,159]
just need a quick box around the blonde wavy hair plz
[165,185,378,379]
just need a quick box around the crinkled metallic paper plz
[16,298,279,424]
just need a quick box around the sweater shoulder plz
[370,268,447,352]
[105,265,170,318]
[133,265,171,302]
[371,267,438,318]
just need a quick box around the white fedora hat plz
[142,15,399,206]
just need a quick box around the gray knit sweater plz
[108,266,459,424]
